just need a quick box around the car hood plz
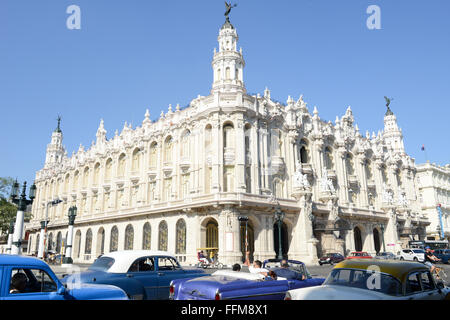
[289,285,388,300]
[64,282,128,300]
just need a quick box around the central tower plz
[211,17,246,94]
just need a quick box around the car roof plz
[0,254,49,268]
[101,250,176,273]
[333,259,429,283]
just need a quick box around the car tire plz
[217,263,224,269]
[319,262,322,266]
[400,257,404,261]
[413,257,418,262]
[330,261,334,265]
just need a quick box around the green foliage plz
[0,198,16,234]
[0,177,14,199]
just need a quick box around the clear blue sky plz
[1,0,449,188]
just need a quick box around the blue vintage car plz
[170,259,325,300]
[433,249,450,264]
[61,250,208,300]
[0,254,128,300]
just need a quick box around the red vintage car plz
[346,252,373,259]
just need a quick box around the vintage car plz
[170,259,325,300]
[346,252,372,259]
[318,253,345,265]
[285,259,450,300]
[433,249,450,264]
[375,252,398,260]
[61,250,207,300]
[0,254,128,300]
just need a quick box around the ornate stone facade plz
[25,18,429,265]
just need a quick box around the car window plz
[9,268,57,294]
[324,269,402,296]
[419,272,435,291]
[157,257,180,271]
[413,250,424,254]
[128,257,155,272]
[88,256,115,272]
[405,272,422,294]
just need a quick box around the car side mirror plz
[57,286,66,295]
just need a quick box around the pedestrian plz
[232,263,241,272]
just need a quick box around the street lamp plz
[437,204,445,241]
[63,206,77,265]
[38,198,63,259]
[380,224,386,252]
[9,181,36,255]
[274,203,285,260]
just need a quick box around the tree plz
[0,177,16,234]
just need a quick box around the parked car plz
[170,259,325,300]
[375,252,397,260]
[346,252,373,259]
[432,249,450,264]
[61,250,208,300]
[285,259,450,300]
[318,253,345,265]
[398,249,425,262]
[0,254,128,300]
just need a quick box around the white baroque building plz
[25,17,429,265]
[416,162,450,242]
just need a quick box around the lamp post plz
[380,224,386,252]
[6,221,15,254]
[38,199,63,259]
[10,180,36,255]
[437,204,445,241]
[274,203,285,260]
[238,216,249,265]
[63,206,77,265]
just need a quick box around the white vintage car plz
[285,260,450,300]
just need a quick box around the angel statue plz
[225,1,237,17]
[293,162,310,189]
[384,96,393,108]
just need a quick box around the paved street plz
[50,262,450,287]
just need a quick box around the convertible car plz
[285,259,450,300]
[170,259,325,300]
[0,254,128,300]
[61,250,207,300]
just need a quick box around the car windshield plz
[413,250,424,254]
[88,257,115,272]
[324,268,402,296]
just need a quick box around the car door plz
[403,250,413,261]
[418,271,442,300]
[126,256,158,300]
[155,256,184,300]
[4,266,65,300]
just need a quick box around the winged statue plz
[225,1,237,17]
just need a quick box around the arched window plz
[149,142,158,169]
[74,230,81,259]
[132,148,141,172]
[158,221,168,251]
[83,167,89,189]
[345,153,355,175]
[142,223,151,250]
[223,123,235,149]
[206,221,218,249]
[85,229,92,255]
[56,232,62,254]
[124,224,134,250]
[365,160,373,180]
[300,140,309,164]
[64,174,70,193]
[118,154,126,177]
[73,171,79,189]
[105,158,113,180]
[225,67,231,80]
[164,137,173,164]
[354,227,363,252]
[110,226,119,252]
[324,147,334,170]
[181,130,191,159]
[48,233,53,251]
[217,68,221,81]
[93,163,100,185]
[175,219,186,254]
[270,129,282,157]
